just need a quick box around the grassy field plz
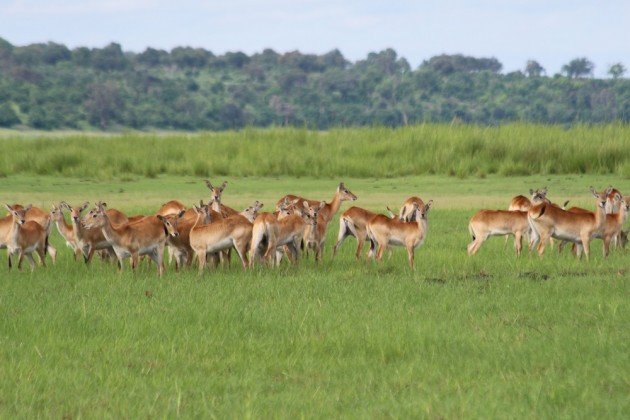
[1,173,629,417]
[1,124,630,179]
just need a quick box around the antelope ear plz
[177,209,186,218]
[339,182,345,190]
[157,215,165,221]
[25,204,32,211]
[283,197,290,205]
[220,181,228,191]
[291,198,300,205]
[541,187,548,194]
[318,201,326,210]
[204,180,213,190]
[589,187,598,198]
[529,189,534,195]
[615,193,622,201]
[80,201,89,212]
[303,201,311,209]
[425,200,433,211]
[4,203,12,212]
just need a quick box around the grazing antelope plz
[205,180,239,217]
[4,204,48,271]
[528,187,611,259]
[190,202,261,273]
[467,210,530,256]
[276,182,357,223]
[157,200,186,217]
[50,204,81,260]
[366,201,432,269]
[82,203,179,276]
[399,197,424,222]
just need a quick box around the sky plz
[0,0,628,77]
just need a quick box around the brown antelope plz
[190,202,262,273]
[157,200,186,217]
[82,203,179,276]
[302,201,332,262]
[467,210,530,256]
[366,201,432,269]
[50,204,81,260]
[250,200,320,267]
[61,201,120,264]
[6,203,57,263]
[333,206,380,259]
[528,187,611,259]
[563,195,629,257]
[205,180,239,217]
[276,182,357,223]
[4,204,48,271]
[508,188,550,211]
[161,209,197,271]
[605,187,623,214]
[399,197,424,221]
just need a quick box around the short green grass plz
[1,174,629,417]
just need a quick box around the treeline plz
[0,38,628,130]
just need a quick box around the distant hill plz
[0,38,628,130]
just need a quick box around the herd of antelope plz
[2,181,626,275]
[468,186,628,259]
[0,180,432,274]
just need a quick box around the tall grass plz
[1,124,629,179]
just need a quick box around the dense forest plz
[0,38,628,130]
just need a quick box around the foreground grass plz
[1,124,630,179]
[1,174,629,417]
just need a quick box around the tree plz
[562,58,594,79]
[84,82,123,128]
[0,103,20,127]
[524,60,544,77]
[608,63,626,79]
[91,43,128,71]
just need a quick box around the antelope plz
[399,197,424,221]
[276,182,357,223]
[302,201,333,262]
[190,202,262,273]
[61,201,118,264]
[82,203,179,276]
[4,204,48,271]
[161,207,208,271]
[605,187,623,214]
[5,204,57,263]
[563,195,629,257]
[250,200,320,267]
[508,188,550,211]
[157,200,186,217]
[205,180,238,217]
[334,206,384,259]
[366,201,432,269]
[528,187,611,259]
[467,210,530,256]
[50,204,81,260]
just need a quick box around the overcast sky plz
[1,0,628,76]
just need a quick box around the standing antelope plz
[508,188,550,211]
[62,202,114,264]
[605,187,623,214]
[467,210,530,256]
[276,182,357,223]
[50,204,81,260]
[82,203,179,276]
[528,187,611,259]
[205,180,239,217]
[333,206,382,259]
[190,202,262,273]
[6,204,57,263]
[366,201,432,269]
[157,200,186,217]
[250,200,321,267]
[4,204,48,271]
[399,197,424,222]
